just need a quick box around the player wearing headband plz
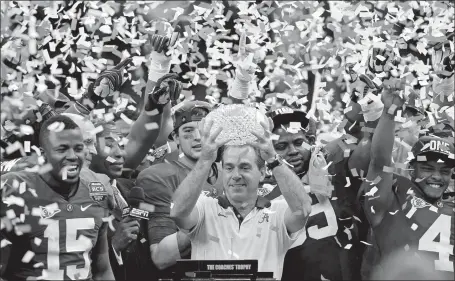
[361,83,454,279]
[135,100,224,278]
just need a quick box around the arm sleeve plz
[147,214,178,245]
[137,167,177,245]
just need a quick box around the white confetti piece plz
[1,239,12,248]
[105,157,117,163]
[411,223,418,231]
[344,244,352,250]
[34,237,42,246]
[33,262,44,268]
[24,141,31,153]
[360,240,373,246]
[21,250,35,263]
[145,122,159,131]
[344,177,351,187]
[365,186,378,197]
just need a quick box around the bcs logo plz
[89,182,107,202]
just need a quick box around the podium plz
[159,260,276,281]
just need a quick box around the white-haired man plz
[170,112,313,279]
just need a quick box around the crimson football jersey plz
[370,175,454,279]
[261,174,360,281]
[1,168,114,281]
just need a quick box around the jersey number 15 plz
[43,218,95,280]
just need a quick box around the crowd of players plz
[1,16,454,281]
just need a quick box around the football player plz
[362,83,454,279]
[1,115,115,280]
[262,108,363,281]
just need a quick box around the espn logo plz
[129,208,150,220]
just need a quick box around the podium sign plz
[175,259,258,277]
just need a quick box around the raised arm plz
[362,82,405,227]
[124,73,181,169]
[124,25,181,169]
[272,162,312,233]
[249,118,312,234]
[170,158,213,230]
[170,119,228,230]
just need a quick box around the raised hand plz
[368,48,398,74]
[233,31,258,78]
[148,22,180,55]
[431,40,454,78]
[198,118,230,163]
[381,77,406,112]
[145,73,182,111]
[246,117,276,162]
[91,57,134,101]
[146,20,181,83]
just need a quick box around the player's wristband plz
[266,154,284,171]
[148,51,171,82]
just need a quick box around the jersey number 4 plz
[418,214,454,272]
[43,218,95,279]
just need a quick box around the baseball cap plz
[168,100,212,140]
[411,135,455,165]
[266,107,310,132]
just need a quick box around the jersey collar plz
[217,194,271,210]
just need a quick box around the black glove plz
[145,73,182,113]
[431,40,454,78]
[86,57,134,107]
[146,25,181,55]
[368,48,400,78]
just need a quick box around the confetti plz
[382,166,394,173]
[144,122,159,131]
[21,251,35,263]
[34,237,42,246]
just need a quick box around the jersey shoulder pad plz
[138,162,181,182]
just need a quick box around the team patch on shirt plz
[410,195,432,209]
[88,182,108,202]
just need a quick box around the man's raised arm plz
[248,118,312,234]
[170,119,228,230]
[362,81,406,227]
[124,24,182,169]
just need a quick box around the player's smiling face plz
[44,129,85,184]
[412,159,453,200]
